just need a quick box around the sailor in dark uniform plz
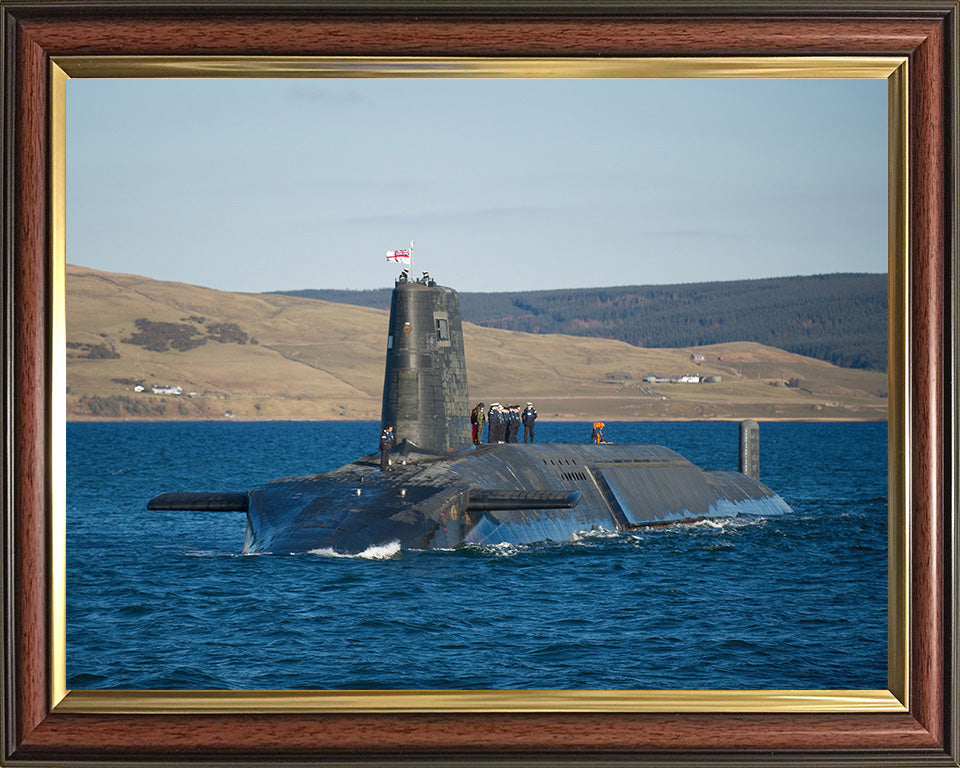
[379,425,395,471]
[506,405,521,443]
[487,403,502,443]
[522,402,538,443]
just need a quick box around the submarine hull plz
[148,276,794,554]
[239,443,791,555]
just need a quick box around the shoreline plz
[66,415,888,424]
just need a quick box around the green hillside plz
[274,273,887,372]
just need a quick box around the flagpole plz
[410,240,415,278]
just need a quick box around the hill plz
[274,273,888,372]
[65,264,888,422]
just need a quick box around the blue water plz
[66,420,887,690]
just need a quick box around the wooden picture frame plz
[2,2,957,765]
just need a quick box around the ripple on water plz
[66,421,888,691]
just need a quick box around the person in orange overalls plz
[591,421,605,444]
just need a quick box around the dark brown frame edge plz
[1,2,957,766]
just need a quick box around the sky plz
[66,77,888,294]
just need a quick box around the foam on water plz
[467,529,617,555]
[688,516,764,532]
[477,541,523,558]
[307,540,402,559]
[694,518,727,530]
[570,527,619,542]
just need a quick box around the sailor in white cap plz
[522,402,538,443]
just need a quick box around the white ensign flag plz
[386,249,411,265]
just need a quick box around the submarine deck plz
[243,442,790,554]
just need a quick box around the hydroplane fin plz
[147,491,249,512]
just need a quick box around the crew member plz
[470,402,486,446]
[379,425,396,471]
[522,402,538,443]
[499,404,510,443]
[487,403,502,443]
[506,405,521,443]
[591,421,605,444]
[398,269,409,283]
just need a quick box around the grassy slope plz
[66,264,888,422]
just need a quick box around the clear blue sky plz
[66,77,887,294]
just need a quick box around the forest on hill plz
[273,273,888,372]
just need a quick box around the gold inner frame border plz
[49,54,909,715]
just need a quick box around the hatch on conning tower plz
[380,279,471,453]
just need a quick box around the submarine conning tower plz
[380,277,471,453]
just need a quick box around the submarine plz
[148,275,793,554]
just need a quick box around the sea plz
[66,420,888,691]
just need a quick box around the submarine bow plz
[148,274,793,554]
